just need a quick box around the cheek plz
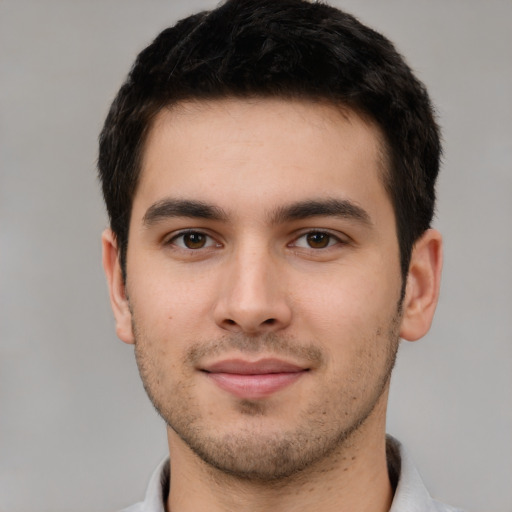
[294,261,401,349]
[302,265,397,318]
[128,264,216,330]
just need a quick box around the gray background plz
[1,1,511,511]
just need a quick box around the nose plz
[213,245,292,334]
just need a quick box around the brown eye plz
[306,232,332,248]
[170,231,216,250]
[182,232,207,249]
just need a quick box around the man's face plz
[117,98,406,480]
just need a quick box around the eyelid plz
[165,229,221,249]
[162,228,349,250]
[289,229,349,249]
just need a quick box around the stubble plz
[133,310,401,483]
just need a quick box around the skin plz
[103,98,443,512]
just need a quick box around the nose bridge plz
[214,238,291,333]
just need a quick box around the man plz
[99,1,461,511]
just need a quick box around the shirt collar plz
[137,457,169,512]
[386,435,459,512]
[130,436,460,512]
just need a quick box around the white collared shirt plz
[120,436,464,512]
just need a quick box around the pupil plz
[307,232,329,248]
[185,233,205,248]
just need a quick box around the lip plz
[202,358,308,400]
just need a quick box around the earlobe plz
[399,229,443,342]
[101,229,135,344]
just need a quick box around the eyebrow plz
[269,198,372,226]
[143,199,228,226]
[142,197,372,228]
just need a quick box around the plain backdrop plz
[1,1,511,511]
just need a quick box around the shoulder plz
[118,504,144,512]
[387,436,466,512]
[432,500,465,512]
[118,501,144,512]
[117,457,170,512]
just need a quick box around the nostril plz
[218,314,287,333]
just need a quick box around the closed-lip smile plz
[201,358,309,399]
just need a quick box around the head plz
[98,0,441,285]
[99,0,443,485]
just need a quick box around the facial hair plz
[133,310,401,483]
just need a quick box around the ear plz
[399,229,443,342]
[102,229,135,344]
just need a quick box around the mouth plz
[201,358,309,400]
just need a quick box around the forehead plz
[135,97,390,220]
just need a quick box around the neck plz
[165,394,392,512]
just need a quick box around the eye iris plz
[306,232,330,248]
[184,233,206,249]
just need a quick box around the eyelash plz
[166,229,346,251]
[290,230,345,250]
[166,230,220,250]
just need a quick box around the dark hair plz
[98,0,441,281]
